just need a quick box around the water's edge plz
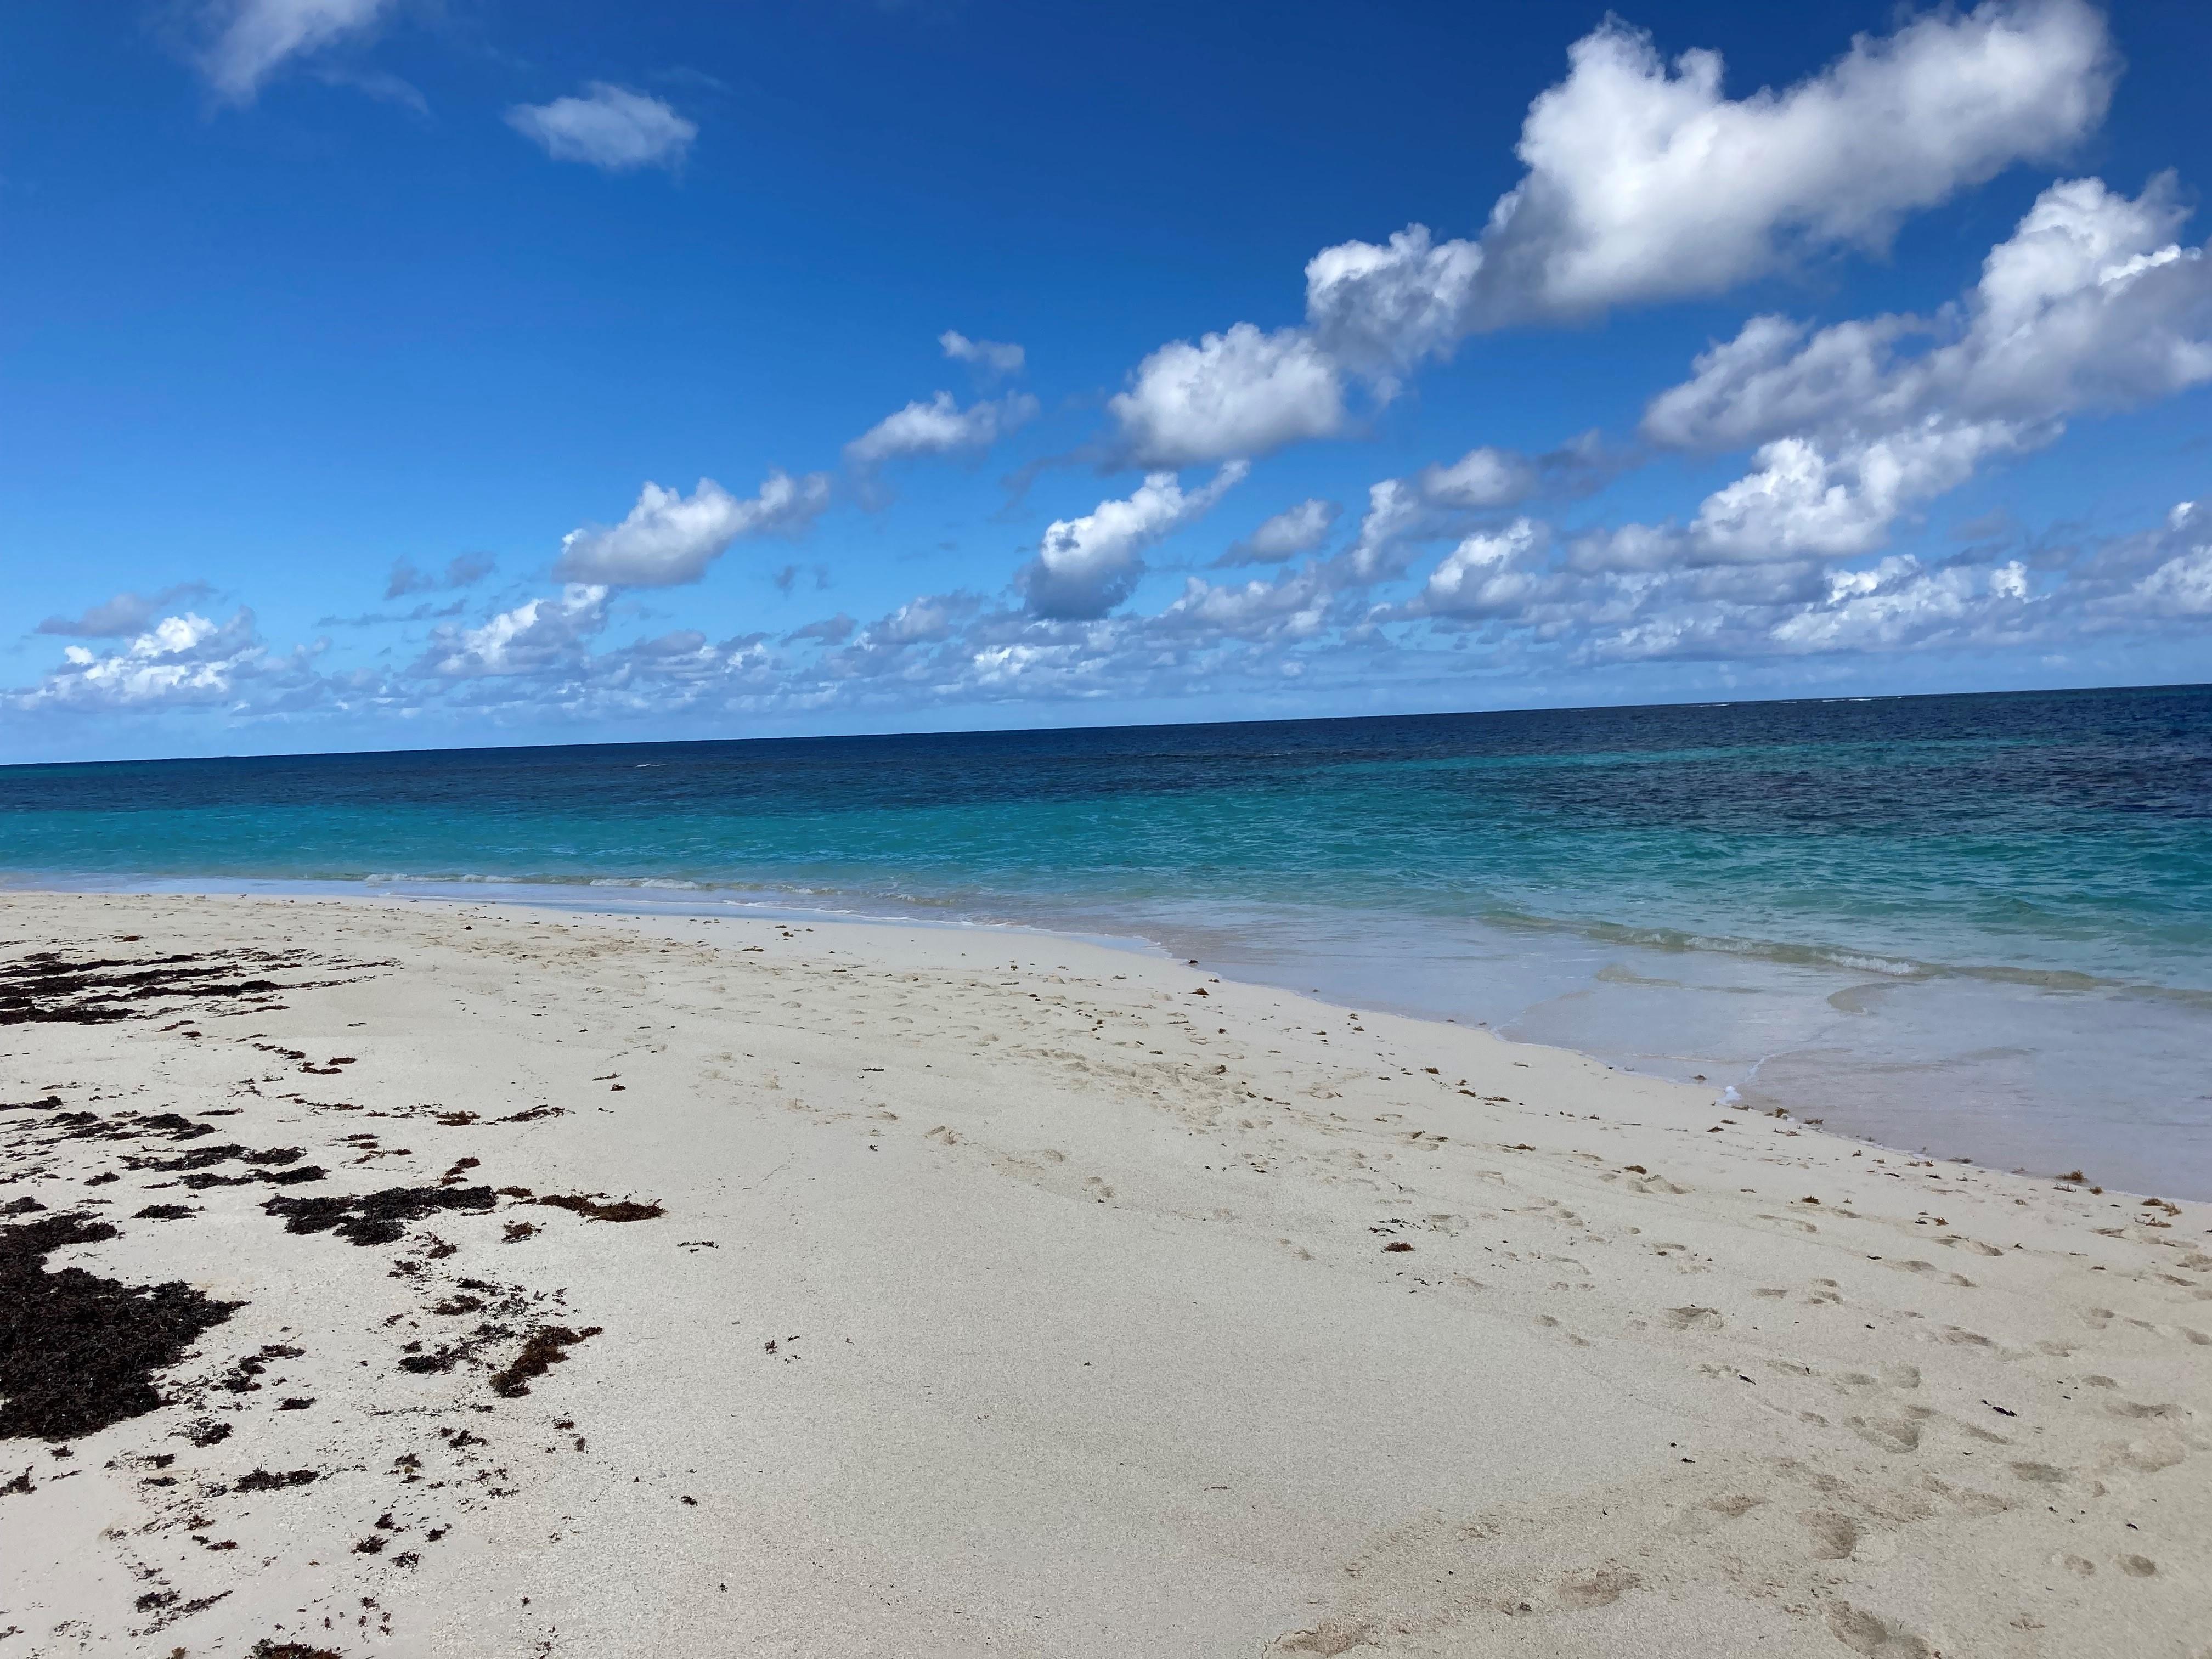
[16,872,2204,1201]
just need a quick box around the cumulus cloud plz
[1581,174,2212,573]
[385,552,495,601]
[506,84,697,172]
[1645,175,2212,450]
[554,472,832,587]
[1108,325,1346,467]
[1157,566,1335,641]
[1305,225,1490,381]
[1342,479,1427,582]
[844,389,1040,470]
[36,584,215,639]
[13,610,266,711]
[1111,0,2114,461]
[1329,447,1545,584]
[415,585,611,679]
[1308,0,2114,372]
[2109,501,2212,618]
[1217,498,1341,566]
[1409,520,1551,619]
[1688,422,2025,561]
[1415,445,1541,510]
[1018,462,1249,619]
[1763,556,2035,653]
[197,0,396,104]
[939,331,1025,377]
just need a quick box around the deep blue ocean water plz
[7,685,2211,1193]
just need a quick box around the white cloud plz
[1158,567,1334,640]
[2125,502,2212,616]
[198,0,396,104]
[1219,498,1340,566]
[1688,422,2024,561]
[877,595,961,644]
[1645,175,2212,451]
[505,84,697,173]
[1305,226,1487,380]
[1108,325,1345,466]
[939,331,1025,377]
[554,473,832,588]
[1415,445,1539,510]
[416,585,610,679]
[1331,448,1542,584]
[13,610,265,710]
[1412,520,1549,618]
[844,390,1040,469]
[1342,478,1426,581]
[1765,556,2034,652]
[1486,0,2113,319]
[1306,0,2114,373]
[1019,462,1248,619]
[1581,173,2212,582]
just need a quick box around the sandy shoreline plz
[1,890,2207,1656]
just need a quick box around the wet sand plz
[1,890,2207,1657]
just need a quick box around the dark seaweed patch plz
[0,1212,241,1441]
[0,947,357,1027]
[133,1205,196,1221]
[249,1642,342,1659]
[181,1165,327,1189]
[130,1143,304,1174]
[233,1466,321,1492]
[262,1186,496,1248]
[489,1325,601,1398]
[534,1194,664,1223]
[219,1344,306,1393]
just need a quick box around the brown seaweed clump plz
[489,1325,602,1398]
[533,1194,664,1223]
[262,1186,496,1248]
[0,1211,242,1441]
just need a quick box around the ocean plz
[7,684,2210,1196]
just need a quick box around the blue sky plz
[2,0,2209,761]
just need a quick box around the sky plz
[2,0,2210,762]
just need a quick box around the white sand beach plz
[1,889,2207,1658]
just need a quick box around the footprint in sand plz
[1825,1601,1933,1658]
[1552,1567,1637,1609]
[1267,1617,1376,1656]
[2118,1554,2158,1577]
[1662,1306,1723,1331]
[1802,1511,1860,1560]
[2119,1436,2186,1473]
[1847,1415,1922,1453]
[2104,1397,2184,1421]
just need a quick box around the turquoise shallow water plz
[6,685,2211,1193]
